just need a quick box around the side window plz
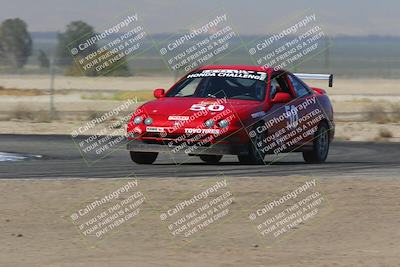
[288,75,310,97]
[269,78,279,99]
[270,73,292,99]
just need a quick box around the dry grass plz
[35,111,58,122]
[86,110,108,121]
[0,86,70,97]
[112,91,153,101]
[390,104,400,122]
[81,90,153,101]
[0,86,45,96]
[363,105,391,124]
[375,128,394,141]
[378,128,393,138]
[80,92,109,100]
[12,108,35,120]
[8,106,124,123]
[10,106,57,122]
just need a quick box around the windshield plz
[166,70,267,101]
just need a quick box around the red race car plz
[127,65,334,165]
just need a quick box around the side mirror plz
[153,88,165,99]
[271,92,292,104]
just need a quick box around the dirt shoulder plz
[1,176,399,267]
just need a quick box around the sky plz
[0,0,399,36]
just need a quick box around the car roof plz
[196,65,276,73]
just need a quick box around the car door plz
[286,73,320,147]
[262,71,296,155]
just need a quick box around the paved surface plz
[0,134,399,179]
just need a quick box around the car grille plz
[141,133,212,146]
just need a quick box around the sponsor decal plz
[185,128,221,134]
[190,103,225,112]
[168,116,190,121]
[146,127,166,133]
[285,105,299,129]
[187,69,267,81]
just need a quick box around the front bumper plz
[127,140,247,156]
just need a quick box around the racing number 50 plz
[190,104,225,112]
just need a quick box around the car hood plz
[139,97,261,118]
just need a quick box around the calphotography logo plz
[71,98,141,165]
[156,11,243,73]
[246,11,332,71]
[66,10,153,76]
[156,177,235,244]
[69,178,147,244]
[247,178,331,246]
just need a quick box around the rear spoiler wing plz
[294,73,334,87]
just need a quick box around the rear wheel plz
[130,151,158,164]
[199,155,222,164]
[302,122,330,164]
[238,124,266,165]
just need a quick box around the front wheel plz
[238,124,266,165]
[302,122,330,164]
[130,151,158,164]
[199,155,222,164]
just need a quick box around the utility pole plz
[49,58,55,121]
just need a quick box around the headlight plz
[144,117,153,125]
[204,119,214,128]
[133,116,142,125]
[218,119,229,128]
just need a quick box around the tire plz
[130,151,158,164]
[199,155,223,164]
[238,124,266,165]
[302,122,330,164]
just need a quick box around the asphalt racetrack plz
[0,134,398,179]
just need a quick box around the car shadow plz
[152,160,373,166]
